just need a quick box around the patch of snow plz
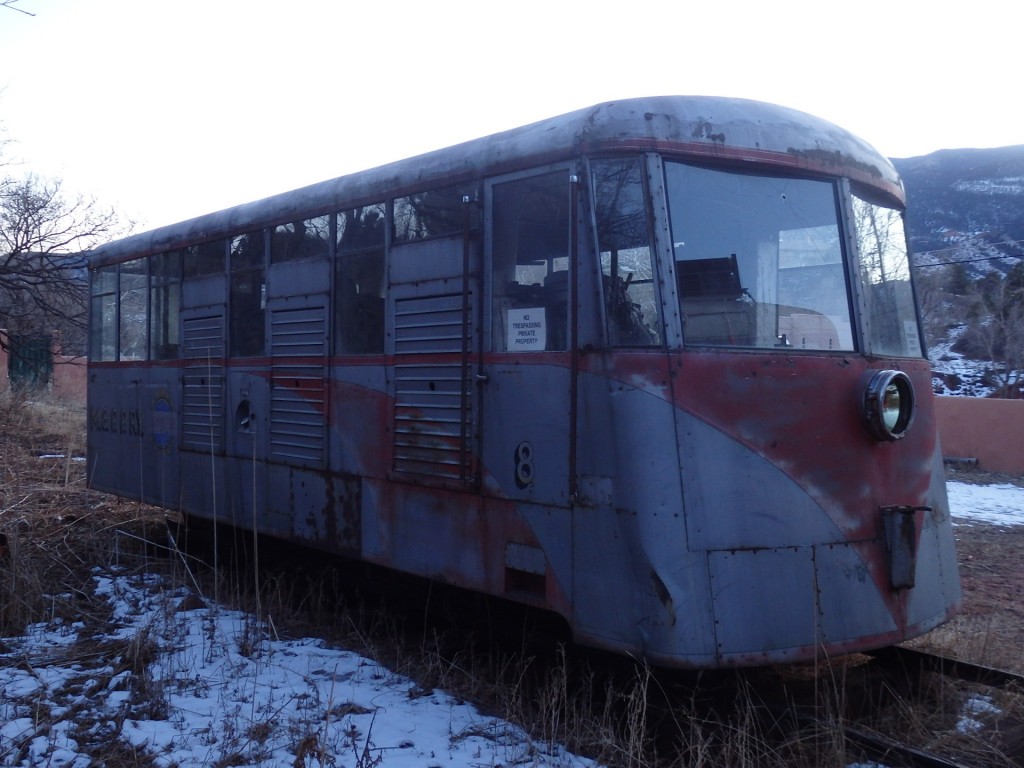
[928,328,1007,397]
[952,177,1024,195]
[956,693,1001,734]
[947,481,1024,527]
[1,570,597,768]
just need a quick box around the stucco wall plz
[52,356,87,404]
[935,395,1024,475]
[0,330,87,403]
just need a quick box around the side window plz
[592,158,662,347]
[184,239,226,277]
[491,172,571,352]
[118,258,148,361]
[150,250,181,360]
[394,184,479,241]
[852,194,922,357]
[230,230,266,357]
[89,265,118,361]
[271,216,330,264]
[336,205,386,354]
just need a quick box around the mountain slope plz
[894,145,1024,255]
[893,146,1024,397]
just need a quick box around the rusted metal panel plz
[668,353,941,545]
[288,467,361,555]
[327,375,390,477]
[392,291,474,483]
[881,505,925,589]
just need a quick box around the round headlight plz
[863,370,915,441]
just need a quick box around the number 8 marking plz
[514,441,534,488]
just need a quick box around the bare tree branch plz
[0,165,131,356]
[0,0,35,16]
[963,273,1024,397]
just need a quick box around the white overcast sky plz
[0,0,1020,231]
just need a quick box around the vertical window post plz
[568,173,580,503]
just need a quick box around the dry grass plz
[1,387,1022,767]
[0,389,172,765]
[0,390,163,637]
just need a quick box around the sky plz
[1,477,1020,767]
[0,0,1021,232]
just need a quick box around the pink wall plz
[52,356,87,404]
[0,329,87,403]
[935,396,1024,475]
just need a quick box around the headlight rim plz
[863,369,915,442]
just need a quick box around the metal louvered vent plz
[182,313,225,452]
[270,305,327,464]
[392,293,474,482]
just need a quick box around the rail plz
[866,645,1024,689]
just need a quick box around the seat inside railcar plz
[678,255,755,346]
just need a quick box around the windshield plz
[665,163,854,351]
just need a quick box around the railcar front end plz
[553,141,962,666]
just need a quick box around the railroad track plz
[865,646,1024,690]
[822,647,1024,768]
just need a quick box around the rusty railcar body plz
[87,96,961,667]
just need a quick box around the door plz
[480,168,577,506]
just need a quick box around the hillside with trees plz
[896,146,1024,397]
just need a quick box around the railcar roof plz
[89,95,903,267]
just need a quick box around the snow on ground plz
[928,328,1023,398]
[928,333,1000,397]
[947,480,1024,527]
[1,480,1021,768]
[1,570,595,768]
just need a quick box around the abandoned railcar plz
[87,96,960,667]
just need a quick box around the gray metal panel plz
[905,461,962,629]
[814,543,897,643]
[179,452,227,521]
[181,312,225,452]
[389,237,465,285]
[677,412,846,550]
[267,258,330,299]
[480,363,572,505]
[393,293,464,354]
[570,369,721,663]
[904,521,954,629]
[270,303,327,464]
[572,503,719,663]
[708,547,818,655]
[392,292,472,482]
[181,274,228,310]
